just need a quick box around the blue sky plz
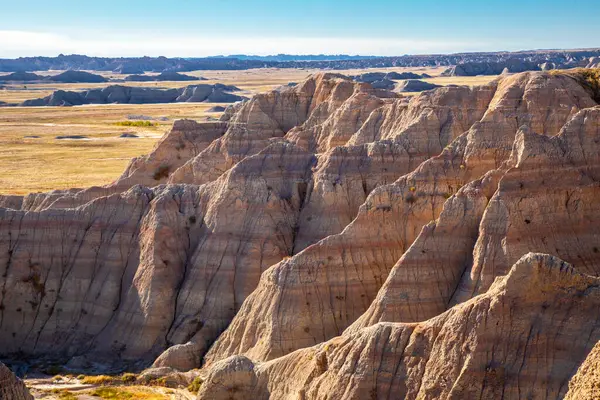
[1,0,599,57]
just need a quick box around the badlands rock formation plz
[395,79,441,92]
[0,362,33,399]
[0,70,107,83]
[20,83,245,106]
[565,341,600,399]
[124,72,206,82]
[0,69,599,400]
[198,254,600,399]
[3,48,600,73]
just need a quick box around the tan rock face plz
[350,106,600,331]
[0,70,599,399]
[204,72,598,366]
[566,341,600,400]
[198,254,600,400]
[0,362,33,399]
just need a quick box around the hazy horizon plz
[1,0,599,58]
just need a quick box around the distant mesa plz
[369,78,396,90]
[21,84,246,106]
[351,71,429,83]
[127,114,170,121]
[55,135,88,139]
[125,72,206,82]
[112,64,145,74]
[1,49,600,73]
[351,71,433,91]
[0,71,44,82]
[46,70,108,83]
[441,58,540,76]
[119,133,139,138]
[395,79,441,92]
[0,70,107,83]
[206,106,227,113]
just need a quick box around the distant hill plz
[124,72,206,82]
[207,54,376,62]
[0,71,44,81]
[0,70,107,83]
[47,70,107,83]
[20,83,245,106]
[1,49,600,74]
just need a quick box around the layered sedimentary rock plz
[204,71,597,365]
[0,70,599,400]
[441,58,541,76]
[198,253,600,400]
[0,362,33,399]
[124,72,205,82]
[395,79,441,92]
[566,341,600,399]
[20,84,245,106]
[3,49,600,73]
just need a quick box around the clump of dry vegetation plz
[115,121,158,127]
[90,386,166,399]
[57,390,78,400]
[80,375,116,385]
[187,376,203,393]
[120,372,137,383]
[551,68,600,102]
[152,164,171,180]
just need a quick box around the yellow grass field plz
[0,67,496,195]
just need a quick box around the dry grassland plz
[0,66,496,195]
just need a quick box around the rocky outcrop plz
[0,70,107,83]
[349,105,600,331]
[566,341,600,399]
[21,84,245,106]
[198,253,600,399]
[206,106,226,113]
[0,362,33,399]
[441,58,541,76]
[0,72,44,82]
[46,70,107,83]
[351,72,433,91]
[395,79,441,92]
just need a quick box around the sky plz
[1,0,599,58]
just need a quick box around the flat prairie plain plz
[0,66,496,194]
